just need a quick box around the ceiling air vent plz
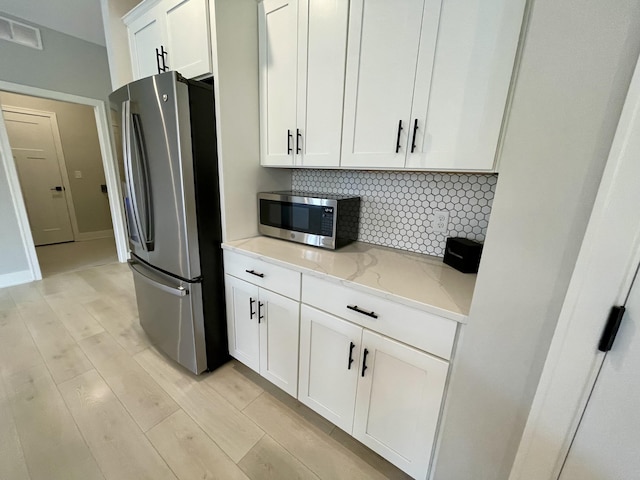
[0,16,42,50]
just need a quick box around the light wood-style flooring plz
[0,262,411,480]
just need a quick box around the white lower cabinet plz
[298,305,362,432]
[353,330,449,479]
[299,304,450,479]
[223,251,455,479]
[225,274,300,397]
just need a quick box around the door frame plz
[2,105,82,242]
[508,54,640,479]
[0,80,129,282]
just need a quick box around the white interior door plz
[560,266,640,480]
[3,109,74,246]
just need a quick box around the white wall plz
[100,0,140,90]
[211,0,290,242]
[432,1,640,479]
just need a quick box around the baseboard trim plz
[0,269,33,288]
[75,229,115,242]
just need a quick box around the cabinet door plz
[354,330,449,479]
[163,0,212,79]
[296,0,349,167]
[341,0,436,168]
[225,275,260,372]
[258,288,300,397]
[298,305,362,433]
[128,9,164,80]
[406,0,526,171]
[259,0,298,166]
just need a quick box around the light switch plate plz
[431,210,449,233]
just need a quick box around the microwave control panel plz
[321,207,334,236]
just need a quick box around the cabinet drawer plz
[302,274,456,360]
[224,250,301,300]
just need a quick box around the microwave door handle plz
[131,113,154,251]
[123,100,146,251]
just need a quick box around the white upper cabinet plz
[164,0,212,79]
[127,8,165,80]
[341,0,441,169]
[259,0,349,167]
[405,0,527,171]
[124,0,212,80]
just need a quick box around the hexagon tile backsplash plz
[292,170,498,257]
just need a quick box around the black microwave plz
[258,191,361,249]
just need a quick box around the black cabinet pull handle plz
[411,118,418,153]
[348,341,355,370]
[161,45,168,71]
[156,47,162,74]
[395,120,403,153]
[258,302,264,324]
[347,305,378,319]
[296,129,302,154]
[249,298,256,319]
[287,129,293,154]
[361,348,369,377]
[245,269,265,278]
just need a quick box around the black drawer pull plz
[245,269,265,278]
[347,341,355,370]
[347,305,378,319]
[258,302,264,323]
[361,348,369,377]
[249,297,256,319]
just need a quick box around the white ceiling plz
[0,0,106,46]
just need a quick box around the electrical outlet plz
[431,210,449,233]
[74,170,82,179]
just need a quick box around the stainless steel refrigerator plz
[109,71,227,374]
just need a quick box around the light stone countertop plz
[221,236,477,323]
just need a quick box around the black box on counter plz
[443,237,483,274]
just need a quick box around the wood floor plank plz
[18,298,94,384]
[232,362,336,435]
[204,361,263,410]
[83,298,150,355]
[329,427,413,480]
[37,272,99,301]
[8,282,42,306]
[239,435,320,480]
[243,393,387,480]
[58,369,177,480]
[135,348,264,462]
[0,288,16,311]
[0,375,31,480]
[45,293,105,341]
[79,332,179,432]
[0,308,43,376]
[5,364,104,480]
[147,409,250,480]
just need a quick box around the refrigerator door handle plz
[131,112,155,250]
[128,260,188,297]
[123,100,146,251]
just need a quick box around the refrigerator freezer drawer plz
[129,260,207,374]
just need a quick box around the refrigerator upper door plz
[125,71,202,279]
